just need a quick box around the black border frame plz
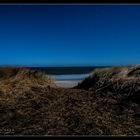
[0,1,140,138]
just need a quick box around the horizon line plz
[0,64,135,67]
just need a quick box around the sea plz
[29,66,107,88]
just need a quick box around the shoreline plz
[51,73,90,88]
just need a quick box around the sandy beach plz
[51,74,89,88]
[55,80,81,88]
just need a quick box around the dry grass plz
[0,66,140,135]
[76,65,140,92]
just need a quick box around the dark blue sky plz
[0,4,140,66]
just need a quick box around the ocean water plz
[50,74,90,88]
[29,66,107,88]
[29,66,98,75]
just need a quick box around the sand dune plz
[0,66,140,135]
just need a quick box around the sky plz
[0,4,140,66]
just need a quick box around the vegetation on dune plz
[76,65,140,93]
[1,66,140,135]
[73,65,140,135]
[0,67,55,103]
[0,67,55,87]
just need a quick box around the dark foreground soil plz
[1,85,140,136]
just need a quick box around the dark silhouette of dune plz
[0,66,140,135]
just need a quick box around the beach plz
[54,80,81,88]
[51,74,89,88]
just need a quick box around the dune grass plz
[0,66,140,135]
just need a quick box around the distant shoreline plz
[51,73,90,88]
